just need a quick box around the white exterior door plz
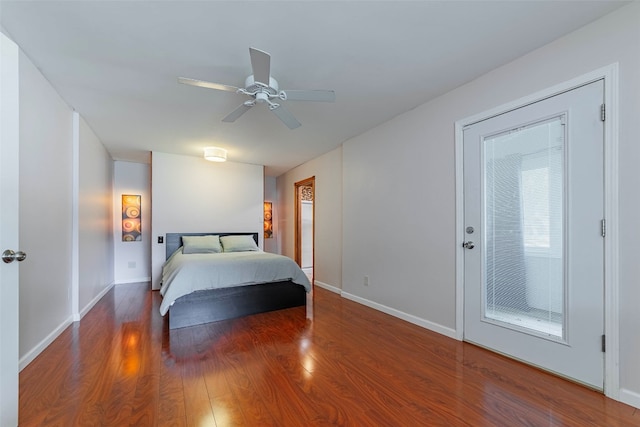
[463,80,605,389]
[0,33,21,426]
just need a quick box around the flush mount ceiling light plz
[204,147,227,162]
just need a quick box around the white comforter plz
[159,249,311,315]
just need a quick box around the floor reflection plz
[161,306,309,364]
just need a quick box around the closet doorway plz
[295,177,315,285]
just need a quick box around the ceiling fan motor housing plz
[244,75,279,95]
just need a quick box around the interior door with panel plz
[295,177,314,284]
[463,80,605,389]
[1,32,21,427]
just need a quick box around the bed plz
[160,232,311,329]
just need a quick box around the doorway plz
[462,80,605,389]
[295,177,315,284]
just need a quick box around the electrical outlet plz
[158,236,164,244]
[364,275,369,286]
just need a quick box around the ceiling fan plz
[178,47,336,129]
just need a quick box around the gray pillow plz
[182,235,221,254]
[220,235,259,252]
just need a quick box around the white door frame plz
[454,64,619,399]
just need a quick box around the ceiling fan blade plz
[249,47,271,86]
[222,103,253,123]
[282,89,336,102]
[178,77,239,93]
[271,104,301,129]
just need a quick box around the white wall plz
[18,49,74,360]
[16,47,114,368]
[151,152,264,289]
[339,2,640,406]
[277,146,342,291]
[264,175,278,254]
[113,161,151,284]
[78,116,114,315]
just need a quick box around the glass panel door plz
[483,116,565,340]
[463,80,604,389]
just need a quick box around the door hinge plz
[601,334,606,353]
[601,219,606,237]
[601,103,606,122]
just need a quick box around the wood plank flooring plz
[19,283,639,426]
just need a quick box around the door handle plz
[462,241,475,249]
[2,249,27,264]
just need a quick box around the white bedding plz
[159,249,311,315]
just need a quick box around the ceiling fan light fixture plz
[204,147,227,162]
[255,92,269,103]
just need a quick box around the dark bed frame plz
[164,232,307,329]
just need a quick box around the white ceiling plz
[0,1,627,176]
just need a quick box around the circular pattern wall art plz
[122,194,142,242]
[264,201,273,238]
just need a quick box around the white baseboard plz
[20,282,118,372]
[341,292,457,340]
[19,316,73,371]
[114,277,151,285]
[619,388,640,410]
[314,280,341,294]
[73,281,115,322]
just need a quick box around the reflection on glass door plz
[483,116,565,340]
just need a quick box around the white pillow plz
[220,235,259,252]
[182,235,221,254]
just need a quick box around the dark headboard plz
[165,232,259,260]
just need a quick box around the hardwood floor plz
[20,283,638,426]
